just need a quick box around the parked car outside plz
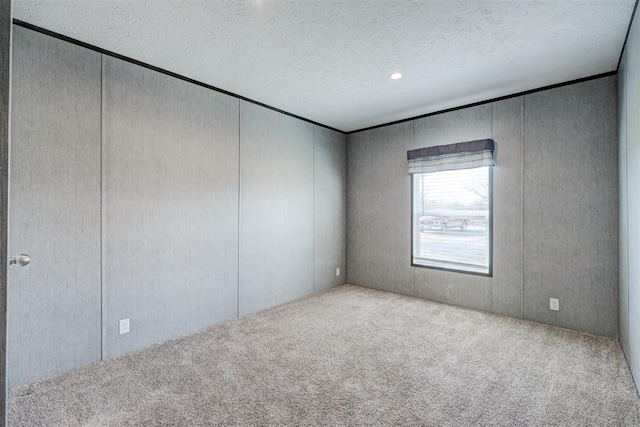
[420,215,469,232]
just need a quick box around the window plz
[407,139,494,276]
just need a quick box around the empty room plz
[0,0,639,425]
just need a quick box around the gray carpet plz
[8,285,640,426]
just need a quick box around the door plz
[7,26,102,388]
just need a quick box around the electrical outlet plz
[549,298,559,311]
[336,267,341,277]
[119,318,130,335]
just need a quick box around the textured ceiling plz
[13,0,636,132]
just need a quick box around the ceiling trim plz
[12,19,345,134]
[617,0,639,70]
[347,70,616,135]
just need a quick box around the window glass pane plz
[412,166,491,275]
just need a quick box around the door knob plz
[9,254,30,267]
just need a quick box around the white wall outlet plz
[550,298,560,311]
[336,267,341,277]
[119,318,130,335]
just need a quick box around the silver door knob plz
[9,254,30,267]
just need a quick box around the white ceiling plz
[13,0,636,132]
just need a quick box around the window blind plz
[407,139,495,174]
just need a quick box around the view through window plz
[412,166,491,275]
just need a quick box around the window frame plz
[410,166,493,277]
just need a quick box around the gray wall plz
[238,103,347,315]
[619,6,639,393]
[523,79,617,337]
[347,123,413,297]
[0,0,10,422]
[347,76,618,337]
[314,126,347,292]
[8,26,347,387]
[102,57,240,358]
[239,102,314,316]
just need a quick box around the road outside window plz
[412,166,492,275]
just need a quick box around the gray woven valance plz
[407,139,495,174]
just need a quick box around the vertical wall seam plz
[625,76,629,345]
[237,99,241,318]
[521,96,525,319]
[344,132,347,286]
[411,121,415,297]
[345,133,349,285]
[490,104,493,313]
[628,10,640,387]
[312,125,316,292]
[100,53,105,360]
[624,55,630,355]
[3,10,12,415]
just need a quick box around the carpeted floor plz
[8,284,640,426]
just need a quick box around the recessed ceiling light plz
[390,72,403,80]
